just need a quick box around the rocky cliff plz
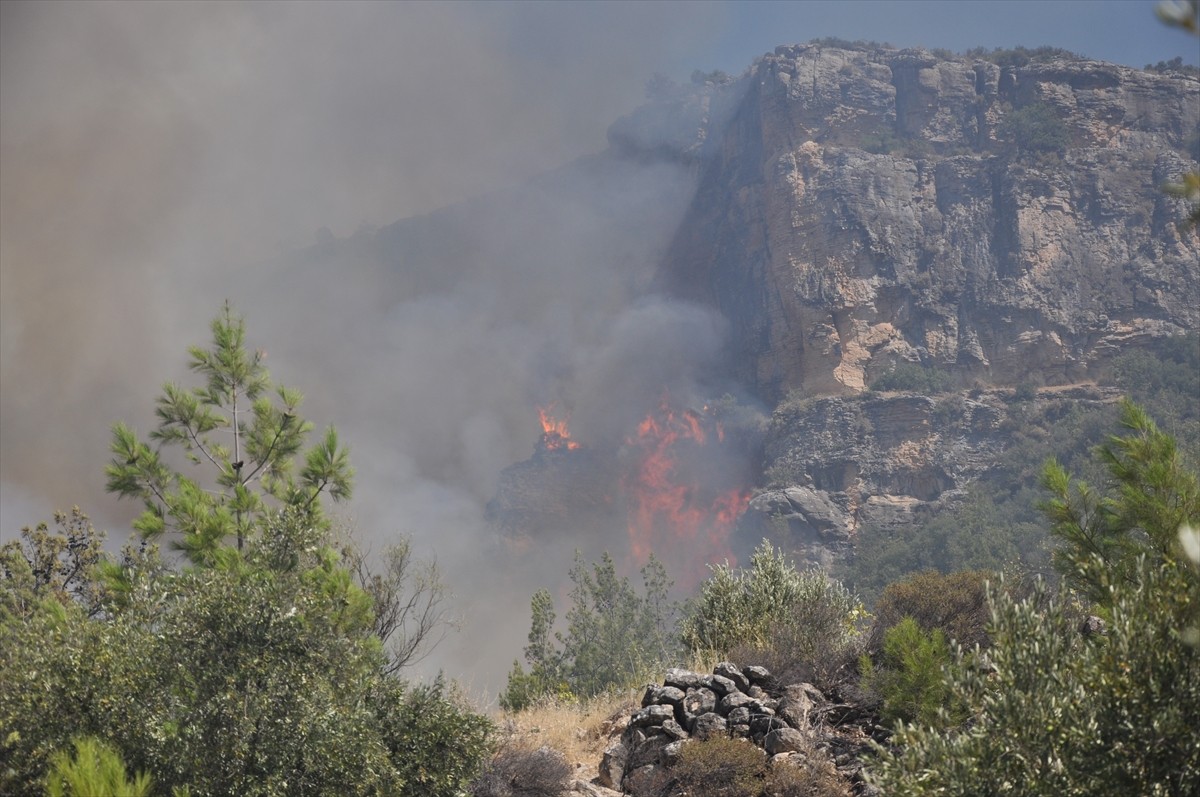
[622,44,1199,401]
[481,46,1197,568]
[738,384,1124,568]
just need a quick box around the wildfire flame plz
[622,398,750,584]
[537,405,581,452]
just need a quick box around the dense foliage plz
[43,737,161,797]
[867,569,993,652]
[860,617,965,729]
[843,335,1198,596]
[961,45,1082,67]
[1,307,491,796]
[105,301,353,559]
[1,510,491,796]
[869,363,956,394]
[680,541,862,656]
[868,402,1200,795]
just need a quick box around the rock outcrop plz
[739,385,1122,565]
[625,45,1199,403]
[592,662,880,796]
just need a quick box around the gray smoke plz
[0,1,732,692]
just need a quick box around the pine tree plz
[105,302,353,562]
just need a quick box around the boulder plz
[714,661,751,692]
[764,727,810,755]
[691,712,728,740]
[597,741,627,789]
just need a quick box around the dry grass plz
[494,689,642,775]
[491,653,725,776]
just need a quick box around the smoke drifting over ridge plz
[1,2,739,689]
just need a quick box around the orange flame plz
[622,398,750,585]
[537,406,581,452]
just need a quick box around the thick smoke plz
[0,1,733,692]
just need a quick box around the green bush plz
[962,45,1081,68]
[44,737,157,797]
[868,569,993,652]
[867,403,1200,794]
[860,129,903,155]
[681,541,862,659]
[998,102,1071,154]
[870,363,956,394]
[0,510,493,797]
[375,676,494,797]
[860,617,965,728]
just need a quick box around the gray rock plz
[719,690,755,715]
[714,661,751,692]
[750,715,789,742]
[623,764,668,797]
[629,734,671,769]
[682,686,717,717]
[691,712,728,740]
[662,740,685,767]
[597,741,627,789]
[663,668,704,690]
[764,727,810,755]
[655,685,686,707]
[777,687,816,728]
[570,779,624,797]
[727,706,752,727]
[744,665,776,692]
[631,704,674,728]
[661,718,688,741]
[620,726,646,751]
[705,673,739,697]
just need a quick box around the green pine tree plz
[105,302,353,562]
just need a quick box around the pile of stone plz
[595,662,881,796]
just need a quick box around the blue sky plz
[701,1,1198,75]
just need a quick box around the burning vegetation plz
[536,406,581,452]
[497,397,753,586]
[621,398,751,584]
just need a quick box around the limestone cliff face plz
[737,386,1121,568]
[626,45,1200,402]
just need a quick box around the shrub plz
[681,541,862,661]
[469,745,571,797]
[867,405,1200,794]
[44,737,155,797]
[998,102,1070,154]
[860,129,903,155]
[730,583,867,690]
[1012,381,1039,402]
[860,617,966,729]
[963,45,1082,68]
[502,553,678,709]
[376,675,494,797]
[766,754,852,797]
[868,568,1200,795]
[674,736,768,797]
[870,362,956,393]
[867,569,993,652]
